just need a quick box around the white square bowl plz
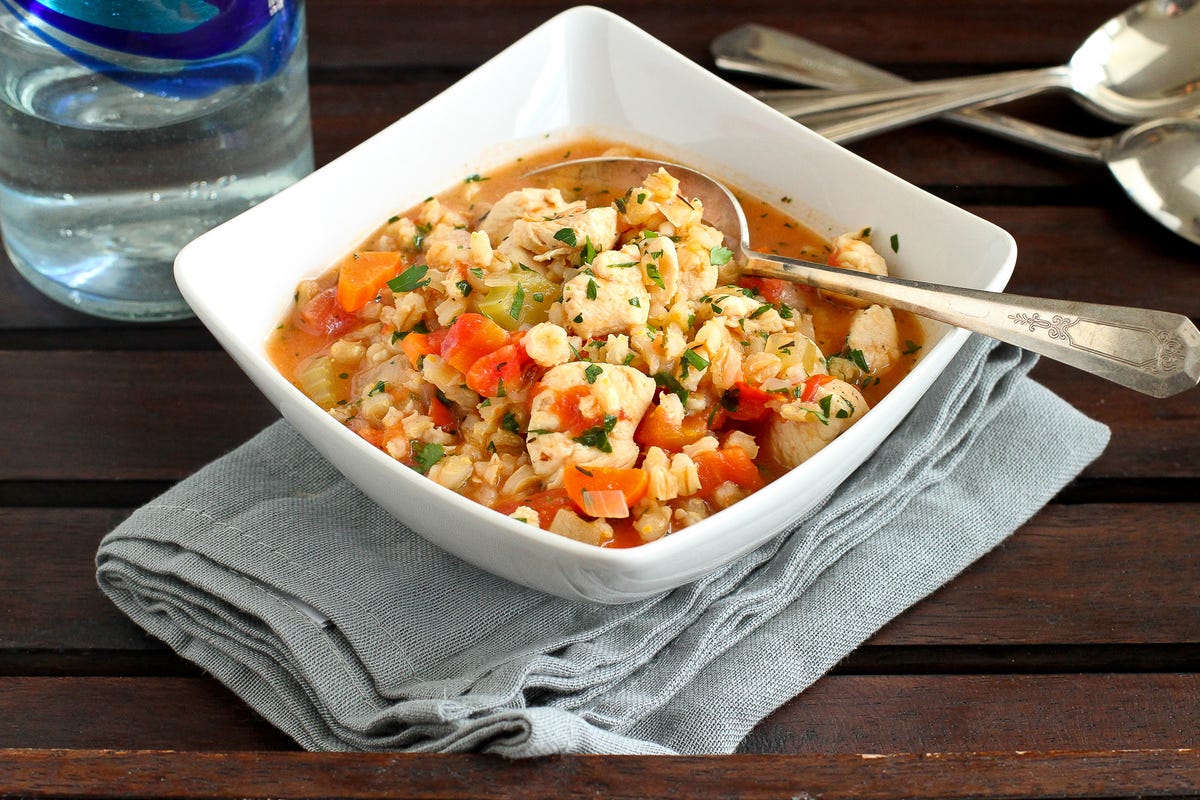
[175,5,1016,603]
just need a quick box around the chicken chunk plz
[845,304,901,376]
[506,206,618,262]
[560,249,650,339]
[526,363,656,484]
[479,188,574,246]
[824,233,890,308]
[766,378,868,469]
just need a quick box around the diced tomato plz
[738,276,788,304]
[722,381,775,422]
[545,385,602,437]
[298,287,357,337]
[465,342,531,397]
[800,373,835,403]
[428,394,456,430]
[635,404,709,451]
[440,313,511,374]
[563,465,649,519]
[494,488,574,528]
[693,447,765,499]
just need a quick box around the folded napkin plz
[96,335,1108,756]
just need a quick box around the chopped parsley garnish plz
[411,441,444,474]
[581,236,597,265]
[553,227,577,247]
[501,411,521,434]
[367,380,387,396]
[709,245,734,266]
[573,415,618,453]
[902,340,921,355]
[469,267,484,279]
[636,192,647,204]
[750,304,772,319]
[509,283,525,320]
[645,262,665,289]
[412,222,432,250]
[653,372,689,404]
[584,363,603,384]
[846,348,871,372]
[463,173,489,183]
[682,348,709,372]
[573,313,584,324]
[586,277,598,300]
[388,263,430,293]
[387,215,400,224]
[629,297,641,307]
[890,233,900,253]
[778,303,794,319]
[456,280,472,297]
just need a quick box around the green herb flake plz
[683,350,709,374]
[709,245,734,266]
[902,339,922,356]
[653,372,689,404]
[463,173,489,183]
[553,227,577,247]
[456,280,472,297]
[584,364,603,384]
[412,222,433,250]
[469,267,484,279]
[509,283,526,320]
[581,236,597,265]
[890,233,900,253]
[636,192,647,204]
[388,263,430,293]
[645,262,665,290]
[501,411,521,434]
[573,415,618,453]
[750,304,772,319]
[411,441,444,474]
[586,278,598,300]
[847,348,871,373]
[629,297,641,307]
[367,380,387,396]
[387,215,400,224]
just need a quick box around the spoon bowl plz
[714,24,1200,247]
[743,0,1200,124]
[531,157,1200,398]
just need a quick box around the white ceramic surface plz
[175,5,1017,603]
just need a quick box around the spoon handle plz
[750,66,1069,118]
[744,253,1200,398]
[712,24,1106,160]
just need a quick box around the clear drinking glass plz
[0,0,315,321]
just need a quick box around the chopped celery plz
[297,355,344,409]
[477,268,559,330]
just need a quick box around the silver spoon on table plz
[733,0,1200,125]
[530,157,1199,398]
[712,24,1200,248]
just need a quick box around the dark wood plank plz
[2,674,1196,755]
[3,506,1196,657]
[0,351,278,482]
[303,0,1132,72]
[741,673,1200,755]
[1,747,1196,800]
[0,678,295,752]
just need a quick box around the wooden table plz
[2,1,1197,797]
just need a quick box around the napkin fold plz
[96,335,1109,756]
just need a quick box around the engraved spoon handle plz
[744,252,1200,398]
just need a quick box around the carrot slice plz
[336,251,405,312]
[563,465,649,519]
[634,404,709,451]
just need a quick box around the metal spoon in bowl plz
[733,0,1200,125]
[529,157,1199,398]
[712,24,1200,248]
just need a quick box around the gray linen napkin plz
[96,335,1109,755]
